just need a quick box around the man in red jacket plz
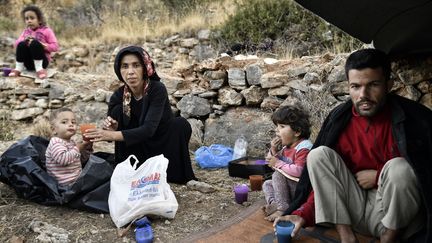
[274,49,431,243]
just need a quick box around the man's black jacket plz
[284,94,432,242]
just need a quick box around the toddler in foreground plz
[45,108,92,186]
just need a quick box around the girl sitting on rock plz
[9,5,59,79]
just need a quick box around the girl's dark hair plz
[21,5,46,26]
[50,107,73,122]
[271,105,311,139]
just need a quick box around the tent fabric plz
[294,0,432,56]
[0,136,113,213]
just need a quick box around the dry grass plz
[97,0,233,44]
[278,44,298,60]
[302,90,341,141]
[0,111,14,141]
[99,15,150,44]
[328,38,364,55]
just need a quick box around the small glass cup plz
[80,123,96,141]
[249,175,263,191]
[275,220,294,243]
[2,67,12,77]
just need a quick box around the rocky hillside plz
[1,32,432,157]
[0,30,432,243]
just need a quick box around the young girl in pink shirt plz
[9,5,59,79]
[262,105,313,221]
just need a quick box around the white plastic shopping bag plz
[108,154,178,228]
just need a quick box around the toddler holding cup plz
[45,108,93,186]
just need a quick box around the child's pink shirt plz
[15,26,59,61]
[267,139,313,178]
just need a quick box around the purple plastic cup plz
[2,67,12,77]
[233,184,249,204]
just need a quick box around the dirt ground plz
[0,128,265,243]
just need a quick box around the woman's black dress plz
[108,81,197,184]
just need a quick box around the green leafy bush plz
[217,0,362,55]
[219,0,295,44]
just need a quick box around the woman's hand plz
[273,214,306,238]
[102,116,118,131]
[84,128,109,142]
[84,128,123,142]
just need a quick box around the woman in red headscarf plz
[85,46,197,184]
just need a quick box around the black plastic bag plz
[0,136,113,213]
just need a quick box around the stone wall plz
[1,35,431,157]
[0,29,217,74]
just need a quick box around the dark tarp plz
[294,0,432,56]
[0,136,113,213]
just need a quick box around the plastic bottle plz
[232,134,248,160]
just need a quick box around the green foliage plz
[219,0,295,44]
[217,0,362,54]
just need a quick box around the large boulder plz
[177,94,212,118]
[203,107,273,157]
